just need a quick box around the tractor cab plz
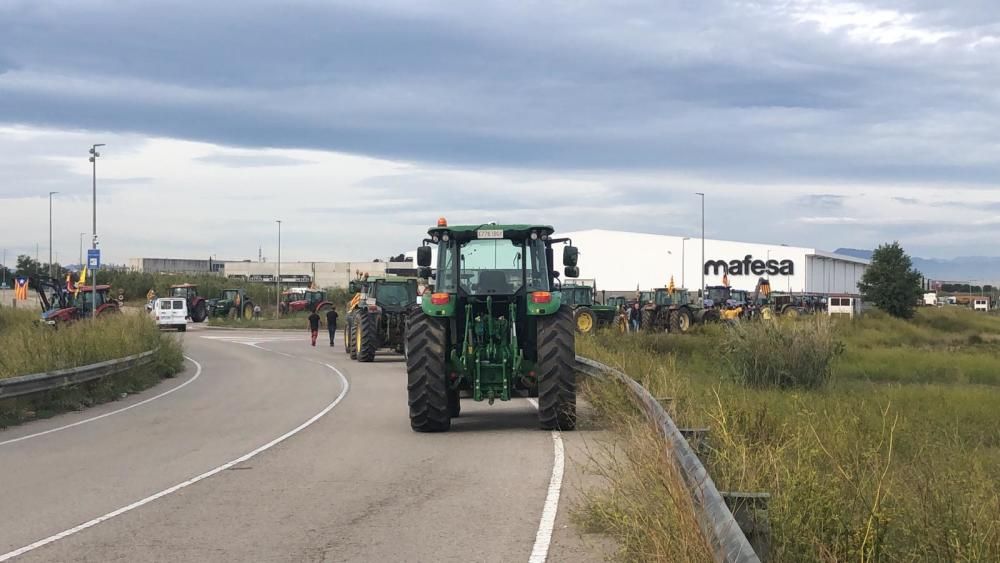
[561,285,595,307]
[169,284,198,300]
[650,287,689,307]
[75,285,118,318]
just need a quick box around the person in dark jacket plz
[326,309,339,346]
[629,302,642,332]
[308,311,321,347]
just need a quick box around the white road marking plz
[0,358,350,562]
[526,397,566,563]
[0,356,203,448]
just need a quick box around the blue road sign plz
[87,249,101,269]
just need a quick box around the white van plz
[827,296,860,318]
[153,297,188,331]
[973,298,990,312]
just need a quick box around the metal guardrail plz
[575,355,761,563]
[0,350,158,400]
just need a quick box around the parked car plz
[152,297,188,331]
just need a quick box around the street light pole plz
[696,193,705,295]
[48,191,59,278]
[681,237,689,288]
[79,233,86,267]
[89,143,104,317]
[276,220,282,318]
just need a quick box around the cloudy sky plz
[1,0,998,265]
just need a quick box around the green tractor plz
[406,221,579,432]
[560,284,621,334]
[344,276,419,362]
[207,288,255,319]
[640,288,719,333]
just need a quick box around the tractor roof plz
[427,223,555,241]
[169,283,198,289]
[363,275,417,283]
[78,284,112,291]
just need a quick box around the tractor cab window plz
[456,238,549,296]
[375,282,414,307]
[79,290,106,311]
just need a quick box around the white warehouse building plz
[559,230,869,295]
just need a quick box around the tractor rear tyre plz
[356,311,378,362]
[537,305,576,431]
[640,308,655,331]
[347,314,358,360]
[448,389,461,418]
[406,309,451,432]
[669,308,693,333]
[573,306,595,334]
[783,306,800,318]
[701,309,721,324]
[191,301,208,323]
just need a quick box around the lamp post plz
[275,220,282,318]
[681,237,690,288]
[48,191,59,278]
[89,144,104,316]
[695,193,705,295]
[79,233,86,267]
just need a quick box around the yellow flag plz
[668,276,676,294]
[76,266,87,297]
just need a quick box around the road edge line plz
[526,397,565,563]
[0,356,204,448]
[0,362,350,561]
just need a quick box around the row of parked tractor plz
[562,277,828,335]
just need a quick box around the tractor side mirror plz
[562,245,579,267]
[416,246,432,267]
[418,266,432,279]
[564,266,580,278]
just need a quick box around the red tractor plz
[169,283,209,322]
[279,289,334,315]
[37,277,119,325]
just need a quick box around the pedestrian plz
[326,307,339,346]
[253,304,262,319]
[629,302,642,332]
[308,310,321,347]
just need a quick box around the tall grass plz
[722,316,843,389]
[0,308,184,427]
[576,308,1000,561]
[0,309,165,378]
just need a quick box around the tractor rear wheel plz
[356,312,378,362]
[347,314,358,359]
[191,301,208,323]
[448,389,461,418]
[701,309,721,324]
[669,308,693,333]
[537,305,576,431]
[406,309,451,432]
[783,306,800,318]
[573,306,595,334]
[640,308,655,331]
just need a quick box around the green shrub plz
[722,317,843,389]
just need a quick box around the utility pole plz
[79,233,86,267]
[276,220,282,318]
[48,191,59,277]
[89,143,105,316]
[696,192,705,296]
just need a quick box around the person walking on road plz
[308,311,321,347]
[326,308,339,346]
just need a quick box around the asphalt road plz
[0,324,607,562]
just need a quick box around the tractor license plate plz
[476,229,503,239]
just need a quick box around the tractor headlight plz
[442,234,449,242]
[530,232,538,240]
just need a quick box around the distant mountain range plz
[835,249,1000,283]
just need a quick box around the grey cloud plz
[797,194,846,209]
[0,0,998,185]
[194,154,315,168]
[893,196,921,204]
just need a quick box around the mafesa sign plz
[704,255,794,277]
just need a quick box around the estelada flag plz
[722,272,730,287]
[14,277,29,300]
